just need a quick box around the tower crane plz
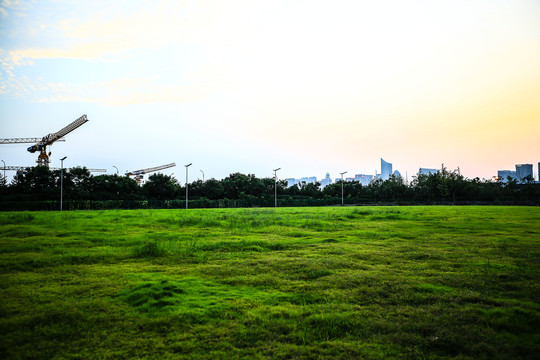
[0,115,89,167]
[125,163,176,185]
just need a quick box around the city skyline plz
[1,1,539,182]
[1,147,538,184]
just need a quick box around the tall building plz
[336,177,355,182]
[418,168,438,176]
[285,178,297,188]
[515,164,533,181]
[381,158,392,180]
[354,174,373,186]
[320,173,332,188]
[300,176,317,184]
[497,170,517,183]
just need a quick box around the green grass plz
[0,206,539,359]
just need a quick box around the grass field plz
[0,206,539,359]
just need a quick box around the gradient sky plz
[1,0,539,183]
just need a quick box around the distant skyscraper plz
[285,178,297,187]
[393,170,401,178]
[299,176,317,184]
[418,168,439,176]
[320,173,332,188]
[497,170,517,183]
[354,174,373,186]
[335,177,354,183]
[286,176,319,187]
[381,158,392,180]
[515,164,533,181]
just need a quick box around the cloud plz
[6,1,206,63]
[2,68,228,106]
[0,0,31,18]
[0,1,236,104]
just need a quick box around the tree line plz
[0,166,538,210]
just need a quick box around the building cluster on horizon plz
[286,158,405,189]
[284,159,539,189]
[496,163,537,183]
[285,176,318,188]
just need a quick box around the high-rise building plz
[354,174,373,186]
[418,168,438,176]
[320,173,332,188]
[285,178,297,187]
[381,158,392,180]
[300,176,317,184]
[286,176,319,187]
[515,164,533,181]
[336,177,355,182]
[497,170,517,183]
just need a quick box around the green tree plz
[142,173,180,200]
[378,175,409,201]
[437,167,465,203]
[10,166,58,200]
[88,175,141,200]
[65,167,92,200]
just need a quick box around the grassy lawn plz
[0,206,539,359]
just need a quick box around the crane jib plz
[39,114,89,146]
[1,114,88,168]
[22,114,88,153]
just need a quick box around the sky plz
[1,0,539,183]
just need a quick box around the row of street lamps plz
[42,159,347,211]
[56,160,199,210]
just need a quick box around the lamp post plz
[340,171,347,206]
[113,165,119,175]
[185,163,192,209]
[60,157,67,211]
[273,168,281,208]
[200,170,205,182]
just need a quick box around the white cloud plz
[0,0,31,18]
[0,0,235,104]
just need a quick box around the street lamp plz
[273,168,281,208]
[113,165,119,175]
[340,171,347,206]
[60,157,67,211]
[185,163,192,209]
[200,170,205,182]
